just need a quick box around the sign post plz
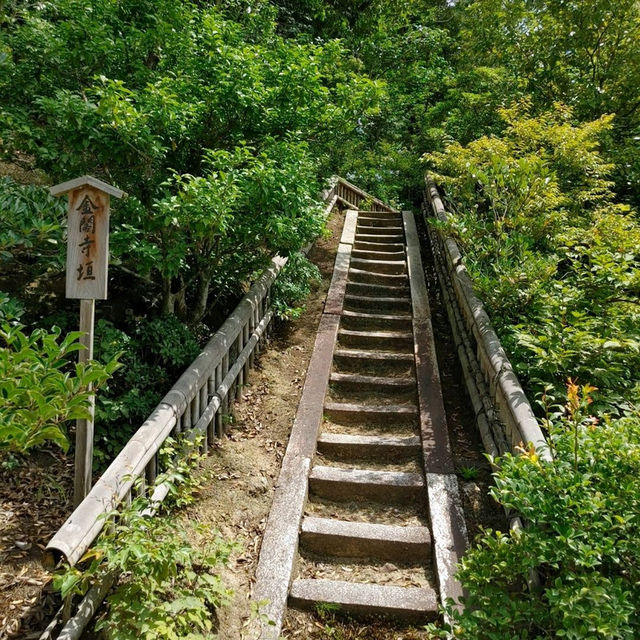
[50,176,125,507]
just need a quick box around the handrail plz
[45,179,342,568]
[423,175,549,461]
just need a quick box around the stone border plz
[423,176,549,462]
[403,211,468,612]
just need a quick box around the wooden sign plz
[50,175,125,506]
[51,175,125,300]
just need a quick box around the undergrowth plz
[54,437,235,640]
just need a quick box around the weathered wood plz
[64,186,110,300]
[46,256,287,566]
[74,299,95,507]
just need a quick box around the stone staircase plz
[253,206,467,638]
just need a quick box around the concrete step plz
[346,281,408,296]
[340,310,412,332]
[357,216,404,227]
[356,225,404,236]
[348,268,408,286]
[357,210,401,219]
[333,348,415,364]
[338,328,413,349]
[350,258,407,275]
[317,433,421,458]
[324,401,418,426]
[351,249,406,261]
[309,465,425,503]
[300,517,431,561]
[289,579,438,622]
[329,372,414,393]
[354,240,405,251]
[344,294,411,314]
[355,233,405,244]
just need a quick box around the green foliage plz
[54,437,234,640]
[272,252,321,320]
[455,0,640,205]
[0,0,383,321]
[433,388,640,639]
[0,314,119,454]
[0,176,66,277]
[425,103,640,411]
[93,315,200,465]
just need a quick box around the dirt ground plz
[175,210,344,640]
[0,451,72,639]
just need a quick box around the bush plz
[272,252,321,320]
[0,314,119,455]
[436,385,640,639]
[55,437,234,640]
[425,102,640,411]
[93,315,201,465]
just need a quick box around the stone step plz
[333,348,415,363]
[346,281,409,296]
[355,233,405,244]
[344,294,411,314]
[346,282,410,302]
[348,268,408,286]
[329,372,414,392]
[356,225,404,236]
[338,327,413,349]
[354,239,405,250]
[340,309,412,331]
[324,401,418,426]
[309,465,425,503]
[300,517,431,561]
[350,258,407,275]
[317,433,421,458]
[357,216,404,227]
[351,249,406,261]
[356,210,401,219]
[289,579,438,622]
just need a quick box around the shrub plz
[272,252,321,320]
[0,316,119,455]
[436,385,640,639]
[55,437,234,640]
[93,315,201,465]
[425,102,640,411]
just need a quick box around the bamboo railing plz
[41,177,394,640]
[423,175,549,462]
[45,180,345,569]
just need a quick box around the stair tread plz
[349,267,407,279]
[333,348,414,361]
[330,372,414,387]
[346,281,409,292]
[351,258,407,265]
[310,465,425,487]
[339,328,413,338]
[354,241,404,248]
[301,516,431,547]
[357,225,404,232]
[341,310,411,320]
[358,216,403,223]
[344,294,410,303]
[318,432,421,448]
[356,235,405,242]
[324,401,418,415]
[289,579,438,618]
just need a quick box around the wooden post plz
[76,298,95,506]
[50,176,125,508]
